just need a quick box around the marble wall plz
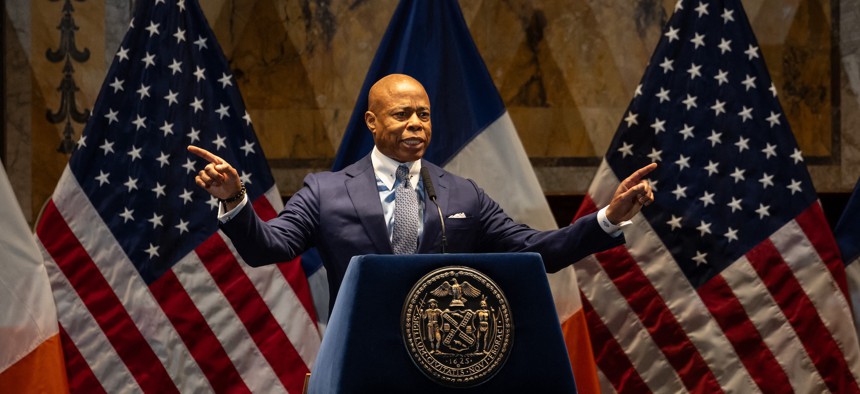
[4,0,859,224]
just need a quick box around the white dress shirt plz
[370,146,425,241]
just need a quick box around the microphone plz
[421,166,447,253]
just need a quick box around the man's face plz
[365,79,432,163]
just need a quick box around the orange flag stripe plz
[562,308,600,394]
[0,334,69,393]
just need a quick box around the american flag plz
[35,0,320,392]
[574,0,860,392]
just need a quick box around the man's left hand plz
[606,163,657,224]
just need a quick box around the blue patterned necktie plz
[392,165,419,254]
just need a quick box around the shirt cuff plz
[217,194,249,223]
[597,206,630,237]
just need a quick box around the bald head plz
[364,74,432,163]
[368,74,429,113]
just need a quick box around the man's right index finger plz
[187,145,223,164]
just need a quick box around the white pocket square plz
[447,212,467,219]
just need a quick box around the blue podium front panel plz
[308,253,577,393]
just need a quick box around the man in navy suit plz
[189,74,656,303]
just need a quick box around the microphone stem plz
[431,196,447,254]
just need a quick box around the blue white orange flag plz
[0,161,69,392]
[575,0,860,392]
[332,0,599,391]
[836,178,860,342]
[35,0,320,392]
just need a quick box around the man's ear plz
[364,111,376,133]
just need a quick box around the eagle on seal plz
[430,278,481,307]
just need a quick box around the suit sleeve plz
[471,180,625,272]
[219,174,321,267]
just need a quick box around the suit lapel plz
[345,156,392,254]
[419,161,449,253]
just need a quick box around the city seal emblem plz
[401,266,513,387]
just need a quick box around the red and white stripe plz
[38,166,321,393]
[577,160,860,393]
